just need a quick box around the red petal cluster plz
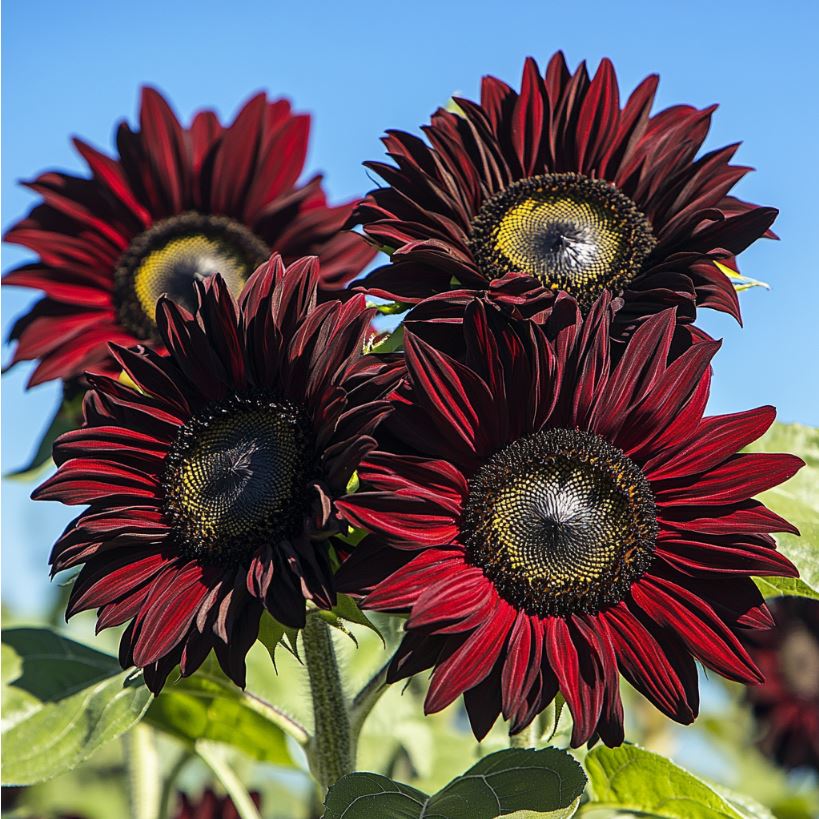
[338,299,801,745]
[354,53,777,340]
[19,56,805,752]
[4,87,374,386]
[34,255,395,691]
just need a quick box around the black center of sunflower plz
[469,173,655,310]
[779,626,819,701]
[114,212,269,341]
[461,428,657,617]
[162,394,315,566]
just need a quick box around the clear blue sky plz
[3,0,818,613]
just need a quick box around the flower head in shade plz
[4,87,374,387]
[176,789,261,819]
[354,53,776,338]
[745,597,819,771]
[34,255,392,692]
[337,298,802,746]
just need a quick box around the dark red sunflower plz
[336,297,802,746]
[354,53,776,338]
[4,86,374,387]
[744,597,819,771]
[175,789,261,819]
[33,255,392,692]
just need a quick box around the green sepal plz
[313,594,384,647]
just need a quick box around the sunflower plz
[33,255,392,692]
[336,299,801,745]
[354,53,776,338]
[4,87,374,387]
[744,597,819,771]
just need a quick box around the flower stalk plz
[125,723,161,819]
[302,614,354,792]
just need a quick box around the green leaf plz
[753,576,819,601]
[346,469,361,494]
[709,784,777,819]
[324,747,586,819]
[539,693,567,744]
[334,526,368,549]
[745,423,819,599]
[312,593,385,647]
[324,772,428,819]
[366,300,410,316]
[715,261,771,293]
[368,324,405,354]
[144,656,296,766]
[5,395,83,481]
[584,744,754,818]
[1,628,151,785]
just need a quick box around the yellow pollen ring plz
[493,196,624,289]
[133,234,246,318]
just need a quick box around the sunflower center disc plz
[462,428,657,616]
[114,212,269,340]
[469,173,655,310]
[163,395,314,565]
[780,626,819,700]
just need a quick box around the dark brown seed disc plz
[462,427,657,616]
[162,394,315,566]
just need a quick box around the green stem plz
[125,723,161,819]
[302,614,353,792]
[158,752,193,819]
[509,720,537,749]
[196,740,262,819]
[350,657,393,742]
[243,690,309,746]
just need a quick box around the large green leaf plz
[323,772,427,818]
[1,628,151,785]
[145,656,296,766]
[584,744,769,818]
[746,423,819,600]
[324,747,586,819]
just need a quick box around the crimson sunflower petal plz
[340,296,801,745]
[35,255,393,692]
[4,87,375,388]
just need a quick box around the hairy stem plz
[509,720,538,748]
[302,615,353,792]
[125,723,161,819]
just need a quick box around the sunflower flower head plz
[337,297,802,746]
[33,254,393,692]
[4,88,374,387]
[354,53,777,339]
